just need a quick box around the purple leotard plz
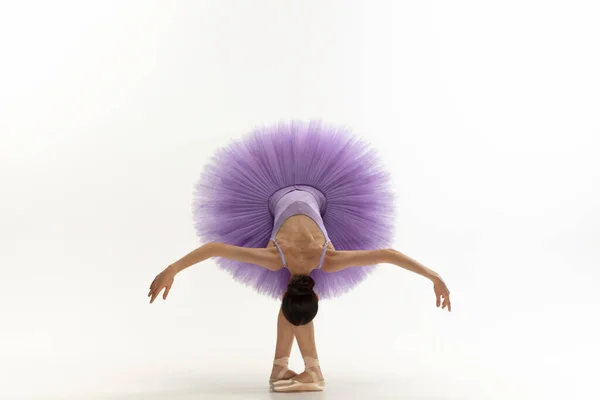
[268,184,330,269]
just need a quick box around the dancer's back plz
[266,215,335,274]
[267,185,334,274]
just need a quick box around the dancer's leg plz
[292,321,324,383]
[270,307,297,381]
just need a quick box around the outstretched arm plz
[322,248,452,311]
[148,242,282,303]
[169,242,282,274]
[323,248,436,278]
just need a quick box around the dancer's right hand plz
[433,275,451,312]
[148,266,176,303]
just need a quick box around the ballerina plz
[148,121,451,392]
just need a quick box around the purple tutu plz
[192,120,396,300]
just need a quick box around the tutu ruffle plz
[192,120,395,300]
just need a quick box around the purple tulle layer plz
[192,120,396,300]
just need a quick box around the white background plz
[1,1,599,399]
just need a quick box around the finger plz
[447,296,452,312]
[442,297,449,310]
[150,287,163,304]
[163,285,171,300]
[436,293,441,308]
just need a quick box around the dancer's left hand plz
[148,266,176,303]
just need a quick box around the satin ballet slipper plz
[269,357,296,387]
[273,356,325,392]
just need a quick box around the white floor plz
[85,377,462,400]
[5,376,487,400]
[7,360,596,400]
[14,377,597,400]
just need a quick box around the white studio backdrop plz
[1,1,599,399]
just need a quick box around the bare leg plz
[292,321,324,383]
[270,307,298,381]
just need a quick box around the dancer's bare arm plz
[322,248,452,311]
[323,248,436,278]
[148,242,281,303]
[170,242,282,273]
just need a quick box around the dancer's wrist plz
[167,263,182,275]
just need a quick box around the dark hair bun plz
[287,275,315,296]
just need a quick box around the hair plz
[281,275,318,326]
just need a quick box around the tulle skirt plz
[192,120,396,300]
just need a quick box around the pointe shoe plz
[269,357,296,387]
[273,356,325,392]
